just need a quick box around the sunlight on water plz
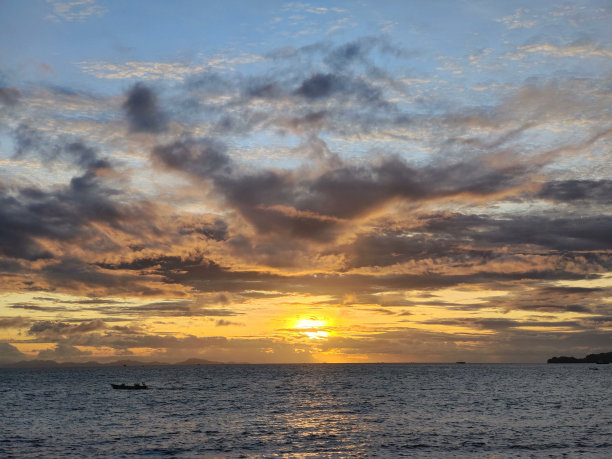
[1,364,611,457]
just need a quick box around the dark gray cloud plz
[118,300,240,317]
[324,40,374,71]
[341,230,490,269]
[125,253,598,297]
[9,303,72,312]
[63,142,112,170]
[0,190,54,260]
[179,218,228,241]
[0,86,20,105]
[28,319,106,337]
[284,110,328,134]
[537,180,612,204]
[244,206,340,241]
[294,73,342,99]
[513,304,594,314]
[0,172,145,260]
[187,71,235,95]
[34,297,126,305]
[97,254,271,297]
[123,82,167,133]
[339,211,612,270]
[214,169,347,240]
[97,255,187,271]
[12,124,113,171]
[267,37,411,73]
[420,213,612,252]
[199,154,528,240]
[152,138,231,178]
[245,81,282,99]
[538,286,605,295]
[0,133,161,262]
[0,316,31,329]
[62,332,228,352]
[215,319,243,326]
[13,124,50,157]
[477,284,611,316]
[40,258,167,296]
[293,72,385,105]
[421,317,584,331]
[160,40,413,144]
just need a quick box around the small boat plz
[455,361,467,364]
[111,383,148,390]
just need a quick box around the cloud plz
[0,343,27,363]
[0,317,31,329]
[45,0,106,22]
[518,41,612,58]
[0,87,20,106]
[28,319,107,337]
[150,144,528,242]
[78,61,208,81]
[324,39,375,70]
[341,230,471,269]
[123,300,241,318]
[215,319,243,327]
[61,332,229,354]
[537,180,612,204]
[123,83,167,133]
[317,326,612,363]
[421,317,584,331]
[293,72,385,105]
[10,303,77,312]
[13,130,112,171]
[178,218,228,241]
[152,138,231,178]
[2,28,611,364]
[77,54,263,80]
[0,166,154,261]
[420,213,612,252]
[37,342,92,360]
[477,284,610,316]
[294,73,342,99]
[39,258,173,297]
[495,8,537,30]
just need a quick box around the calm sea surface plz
[1,364,610,458]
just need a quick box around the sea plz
[1,363,610,458]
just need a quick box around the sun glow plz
[302,330,330,339]
[293,318,330,340]
[294,318,327,329]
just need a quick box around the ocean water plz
[1,364,610,458]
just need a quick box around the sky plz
[0,0,611,364]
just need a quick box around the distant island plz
[547,352,612,364]
[0,358,224,369]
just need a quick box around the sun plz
[293,318,330,340]
[294,318,326,329]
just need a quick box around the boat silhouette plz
[111,383,148,390]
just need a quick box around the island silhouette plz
[547,351,611,364]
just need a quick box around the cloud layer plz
[1,2,610,363]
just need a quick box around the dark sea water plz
[1,363,610,458]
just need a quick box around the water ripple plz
[0,364,611,457]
